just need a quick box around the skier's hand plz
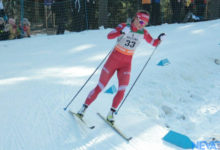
[154,33,165,47]
[157,33,166,41]
[120,26,131,35]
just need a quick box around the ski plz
[97,112,132,141]
[69,110,95,129]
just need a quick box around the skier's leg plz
[106,65,131,123]
[84,59,117,106]
[78,51,119,117]
[78,64,115,117]
[111,65,131,110]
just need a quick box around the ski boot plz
[107,108,116,125]
[77,104,88,118]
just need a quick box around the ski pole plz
[64,49,113,111]
[115,46,159,114]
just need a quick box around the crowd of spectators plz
[170,0,207,23]
[0,17,31,41]
[0,0,218,40]
[142,0,208,25]
[0,0,31,41]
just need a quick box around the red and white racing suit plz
[84,23,160,110]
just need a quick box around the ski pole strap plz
[115,46,158,114]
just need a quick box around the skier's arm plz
[144,30,161,47]
[107,23,127,39]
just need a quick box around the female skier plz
[77,10,165,123]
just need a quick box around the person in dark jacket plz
[152,0,161,25]
[142,0,152,13]
[52,0,67,34]
[170,0,183,23]
[87,0,97,29]
[195,0,207,20]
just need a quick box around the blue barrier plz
[163,130,195,149]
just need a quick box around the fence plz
[0,0,220,37]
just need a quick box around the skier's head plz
[132,10,150,30]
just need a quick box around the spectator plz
[184,0,194,15]
[183,0,201,22]
[19,18,31,38]
[7,18,21,39]
[142,0,152,17]
[195,0,207,20]
[170,0,183,23]
[152,0,161,25]
[183,0,194,22]
[22,18,31,37]
[0,17,9,40]
[70,0,86,32]
[52,0,67,34]
[87,0,96,29]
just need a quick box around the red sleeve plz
[144,29,160,47]
[107,23,126,39]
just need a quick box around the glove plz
[157,33,166,41]
[120,26,131,35]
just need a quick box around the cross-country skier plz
[77,10,165,124]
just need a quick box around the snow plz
[0,19,220,150]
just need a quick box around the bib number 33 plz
[124,40,136,48]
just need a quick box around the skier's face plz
[133,17,148,30]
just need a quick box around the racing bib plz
[115,31,144,55]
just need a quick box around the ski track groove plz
[9,124,21,150]
[10,106,26,150]
[39,90,57,149]
[15,124,25,150]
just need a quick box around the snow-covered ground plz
[0,19,220,150]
